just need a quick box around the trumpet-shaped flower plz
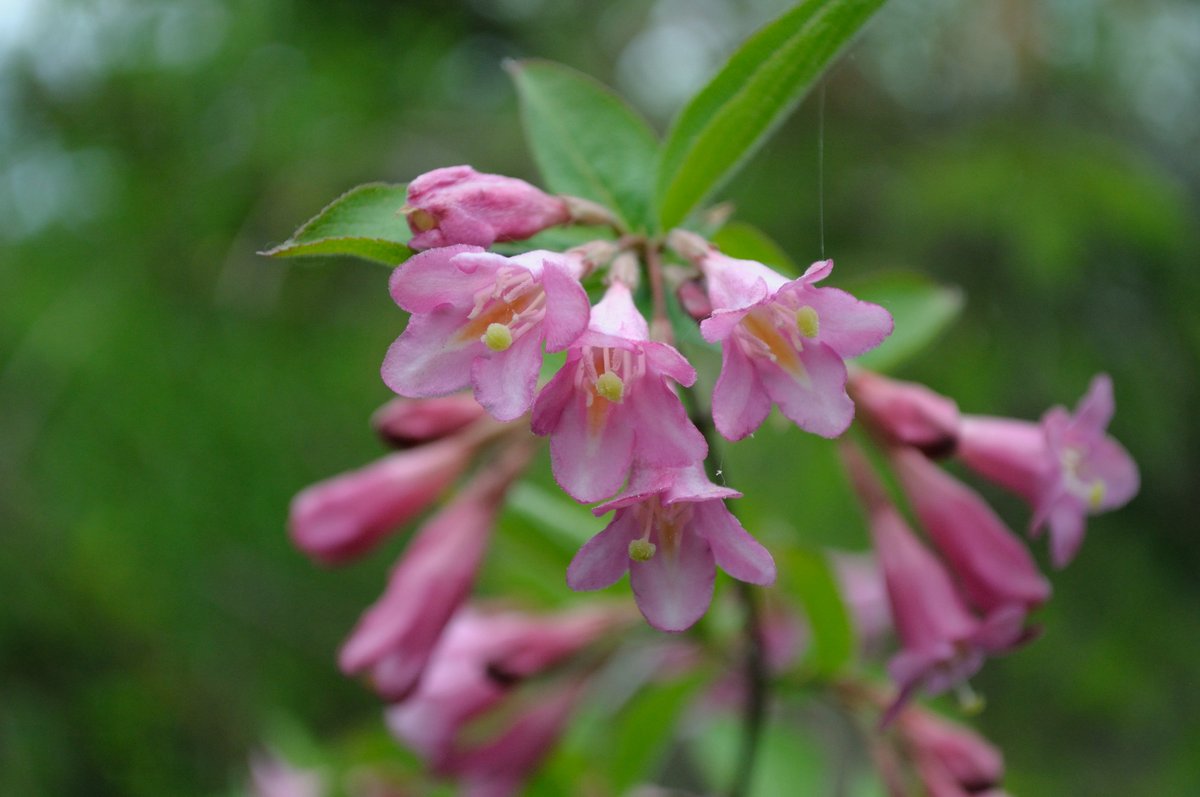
[698,254,893,440]
[386,605,622,768]
[371,393,487,448]
[338,448,527,700]
[849,370,960,457]
[892,448,1050,615]
[957,374,1139,567]
[898,708,1006,797]
[530,282,706,503]
[404,165,570,250]
[567,463,775,631]
[383,245,590,421]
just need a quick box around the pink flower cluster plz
[844,370,1138,718]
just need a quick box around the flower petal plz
[803,286,894,358]
[1073,373,1114,432]
[691,502,776,585]
[382,308,479,398]
[548,393,635,503]
[629,530,715,632]
[711,341,771,441]
[540,257,591,352]
[566,510,639,590]
[629,376,707,468]
[471,328,543,421]
[758,341,854,438]
[389,245,493,312]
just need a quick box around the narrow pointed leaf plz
[779,546,854,679]
[844,271,964,372]
[261,183,413,265]
[712,221,800,275]
[657,0,887,230]
[508,59,659,231]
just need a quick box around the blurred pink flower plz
[958,374,1139,566]
[403,165,569,250]
[338,447,529,700]
[849,370,960,457]
[898,708,1005,797]
[371,394,487,448]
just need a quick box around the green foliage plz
[509,59,660,231]
[778,547,855,679]
[656,0,888,230]
[845,271,964,372]
[261,183,413,265]
[712,221,801,274]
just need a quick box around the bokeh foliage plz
[1,0,1197,794]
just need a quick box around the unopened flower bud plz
[676,279,713,321]
[849,370,960,458]
[371,394,487,449]
[404,165,570,250]
[666,229,712,262]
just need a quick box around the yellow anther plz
[595,371,625,402]
[1088,481,1106,510]
[628,539,657,561]
[405,207,437,232]
[483,323,513,351]
[796,305,820,338]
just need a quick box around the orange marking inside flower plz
[742,310,804,376]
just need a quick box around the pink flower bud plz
[248,751,324,797]
[288,435,474,565]
[892,448,1050,615]
[386,605,624,767]
[371,394,487,448]
[404,165,570,250]
[849,371,960,457]
[338,445,531,701]
[899,708,1005,797]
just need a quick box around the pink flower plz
[898,708,1005,797]
[848,370,960,457]
[567,463,775,632]
[288,434,475,565]
[530,282,706,503]
[697,253,893,440]
[386,605,622,768]
[892,448,1050,615]
[248,751,324,797]
[371,394,487,448]
[957,374,1139,567]
[442,682,583,797]
[871,502,1025,722]
[382,246,590,421]
[403,165,570,250]
[338,447,528,700]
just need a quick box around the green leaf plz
[692,712,831,796]
[845,271,964,372]
[656,0,887,230]
[711,221,800,275]
[261,183,413,265]
[779,546,854,679]
[508,59,659,231]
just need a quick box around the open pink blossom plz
[382,245,589,421]
[338,447,528,701]
[386,605,622,768]
[404,165,570,250]
[957,374,1139,567]
[567,463,775,632]
[288,434,474,565]
[530,281,706,503]
[697,253,893,440]
[892,448,1050,615]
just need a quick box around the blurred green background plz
[1,0,1197,794]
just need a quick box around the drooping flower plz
[691,246,893,440]
[842,444,1025,721]
[897,707,1006,797]
[289,433,476,565]
[441,681,585,797]
[530,281,706,503]
[849,370,960,457]
[382,246,590,421]
[386,605,624,768]
[957,374,1139,567]
[338,446,530,701]
[403,165,571,250]
[567,462,775,631]
[892,448,1051,615]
